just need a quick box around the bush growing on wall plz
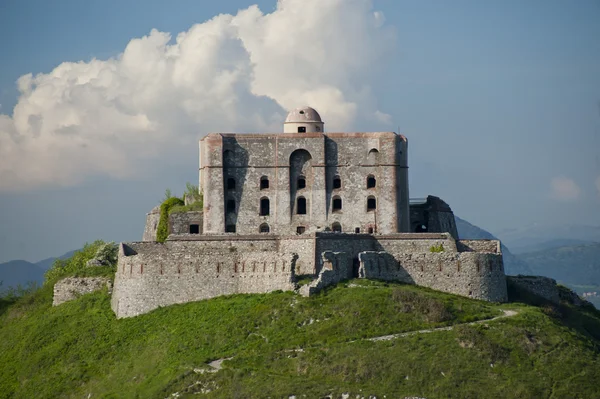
[156,197,185,243]
[44,241,109,284]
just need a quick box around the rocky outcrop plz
[53,277,112,306]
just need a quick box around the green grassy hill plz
[1,275,600,399]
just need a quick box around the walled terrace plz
[111,233,507,318]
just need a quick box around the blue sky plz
[0,0,599,263]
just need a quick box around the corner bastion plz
[111,233,507,318]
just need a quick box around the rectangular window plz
[296,226,306,234]
[189,224,200,234]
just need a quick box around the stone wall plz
[142,206,160,241]
[53,277,112,306]
[170,211,203,235]
[113,233,508,318]
[111,241,297,318]
[507,275,559,304]
[199,132,409,236]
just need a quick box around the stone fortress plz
[111,107,508,318]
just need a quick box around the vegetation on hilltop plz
[1,254,600,399]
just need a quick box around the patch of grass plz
[429,243,444,253]
[169,201,203,214]
[295,276,314,286]
[0,278,599,398]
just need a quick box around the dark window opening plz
[333,176,341,189]
[316,125,321,132]
[259,223,270,233]
[416,224,427,232]
[260,176,269,190]
[297,176,306,189]
[355,227,361,234]
[297,197,307,214]
[367,175,376,189]
[189,224,200,234]
[368,227,374,234]
[226,199,236,213]
[367,197,376,211]
[227,178,236,190]
[332,196,342,212]
[296,226,306,234]
[226,224,236,233]
[298,126,306,133]
[332,222,342,232]
[260,197,270,216]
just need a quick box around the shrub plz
[44,241,108,284]
[94,242,118,265]
[156,197,185,243]
[429,244,444,253]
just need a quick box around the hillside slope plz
[1,278,599,398]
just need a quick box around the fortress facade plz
[112,107,508,318]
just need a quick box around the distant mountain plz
[510,238,597,255]
[454,216,532,275]
[35,250,77,271]
[0,260,45,291]
[0,250,77,292]
[496,223,600,251]
[517,243,600,287]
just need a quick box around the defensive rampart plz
[112,233,507,318]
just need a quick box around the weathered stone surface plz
[143,205,160,242]
[507,275,560,304]
[200,132,409,235]
[53,277,112,306]
[86,259,105,267]
[113,233,508,318]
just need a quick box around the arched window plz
[367,148,380,164]
[260,176,269,190]
[297,176,306,189]
[226,199,236,213]
[333,175,341,189]
[332,196,342,212]
[297,197,307,214]
[259,223,270,233]
[227,177,236,190]
[367,196,376,211]
[332,222,342,232]
[260,197,270,216]
[367,175,376,189]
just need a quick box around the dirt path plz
[367,309,518,342]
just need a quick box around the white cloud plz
[0,0,394,192]
[550,176,581,201]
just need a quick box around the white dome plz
[284,106,323,123]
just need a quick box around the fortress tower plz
[113,106,507,318]
[199,106,410,235]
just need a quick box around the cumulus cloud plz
[550,176,581,201]
[0,0,394,192]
